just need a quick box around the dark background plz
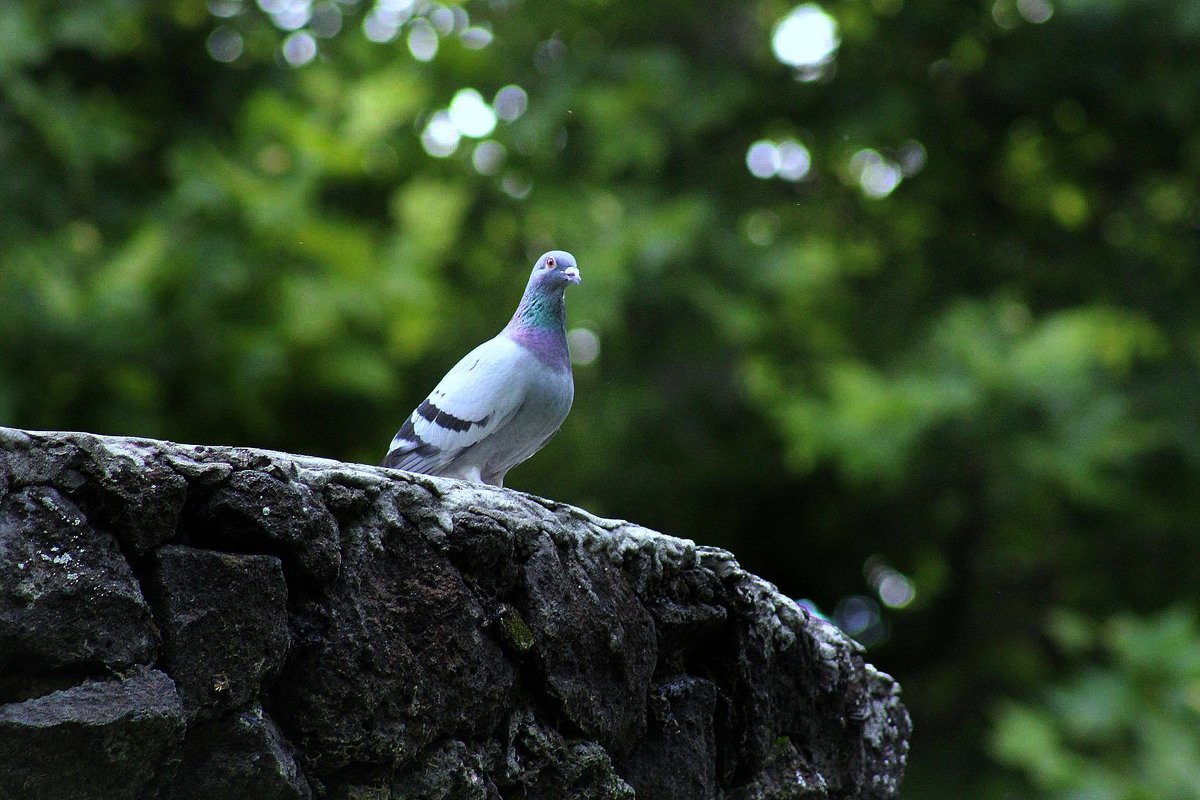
[3,1,1199,796]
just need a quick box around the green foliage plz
[2,0,1199,796]
[992,608,1200,800]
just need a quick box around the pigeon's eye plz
[545,256,556,269]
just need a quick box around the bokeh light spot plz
[1018,0,1053,24]
[850,148,903,199]
[772,4,840,79]
[421,111,460,158]
[494,85,528,122]
[407,18,438,61]
[263,0,312,31]
[878,572,917,608]
[428,5,456,35]
[363,12,397,42]
[363,0,413,43]
[836,596,877,634]
[567,327,601,365]
[746,140,781,179]
[449,6,469,33]
[207,26,244,62]
[282,31,318,66]
[500,173,532,200]
[777,139,812,180]
[448,89,497,138]
[461,26,493,49]
[992,0,1019,29]
[471,140,506,175]
[865,556,918,610]
[898,139,927,176]
[747,138,812,181]
[834,595,888,645]
[208,0,244,19]
[743,210,782,247]
[310,2,342,37]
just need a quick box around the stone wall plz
[0,428,909,799]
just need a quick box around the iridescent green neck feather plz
[505,280,570,370]
[511,286,566,331]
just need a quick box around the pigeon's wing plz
[383,336,528,473]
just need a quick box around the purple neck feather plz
[504,281,570,370]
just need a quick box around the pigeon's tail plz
[381,417,442,471]
[381,446,438,473]
[380,449,408,469]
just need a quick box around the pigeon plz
[382,250,581,486]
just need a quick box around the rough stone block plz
[516,532,657,755]
[0,670,184,800]
[617,677,719,800]
[273,519,517,772]
[0,486,157,682]
[390,739,499,800]
[497,710,636,800]
[148,545,290,721]
[193,469,340,587]
[161,704,311,800]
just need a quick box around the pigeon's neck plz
[511,285,565,330]
[505,288,569,369]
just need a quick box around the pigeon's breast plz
[522,352,574,428]
[506,324,571,372]
[480,346,573,475]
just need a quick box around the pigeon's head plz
[529,250,581,290]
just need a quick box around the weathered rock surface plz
[0,669,184,800]
[0,427,910,799]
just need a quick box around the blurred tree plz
[992,607,1200,800]
[1,0,1198,797]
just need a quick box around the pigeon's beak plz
[563,266,581,285]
